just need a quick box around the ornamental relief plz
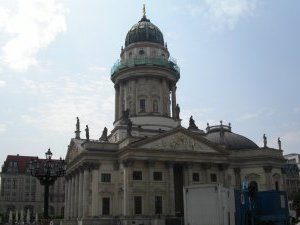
[142,133,217,152]
[68,146,81,162]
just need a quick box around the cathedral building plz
[64,9,286,225]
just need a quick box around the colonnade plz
[114,79,177,121]
[64,162,99,219]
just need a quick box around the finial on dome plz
[143,4,146,18]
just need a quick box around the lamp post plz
[30,149,65,219]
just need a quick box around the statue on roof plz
[85,125,90,141]
[75,117,81,139]
[127,119,133,137]
[175,104,180,119]
[188,116,198,130]
[278,137,281,150]
[263,134,267,148]
[99,127,108,142]
[122,109,130,122]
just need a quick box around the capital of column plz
[122,159,134,167]
[218,163,229,171]
[263,166,272,173]
[183,162,193,169]
[165,161,175,169]
[233,167,241,174]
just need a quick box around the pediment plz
[65,139,85,163]
[135,130,222,153]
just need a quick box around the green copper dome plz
[125,15,164,47]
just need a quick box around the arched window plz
[139,49,145,55]
[153,100,158,113]
[140,99,146,112]
[249,181,258,192]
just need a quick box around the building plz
[283,153,300,200]
[285,153,300,169]
[0,155,65,221]
[64,9,287,225]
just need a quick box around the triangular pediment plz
[133,129,224,153]
[65,138,85,163]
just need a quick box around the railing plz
[111,57,180,78]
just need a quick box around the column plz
[166,162,175,215]
[64,177,69,219]
[91,163,100,217]
[171,85,177,118]
[78,168,83,218]
[233,168,241,190]
[264,166,272,190]
[184,163,193,186]
[82,164,90,218]
[123,160,133,216]
[74,171,79,218]
[67,175,72,219]
[133,79,137,115]
[146,160,155,215]
[119,83,123,118]
[71,174,75,218]
[115,85,119,121]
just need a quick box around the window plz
[155,196,163,214]
[139,49,145,55]
[153,100,158,113]
[153,172,162,181]
[133,171,142,180]
[275,181,279,191]
[140,99,146,112]
[134,196,142,215]
[193,173,200,182]
[210,173,217,183]
[102,197,110,215]
[101,173,111,183]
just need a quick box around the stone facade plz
[0,155,65,221]
[63,10,287,225]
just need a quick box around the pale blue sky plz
[0,0,299,164]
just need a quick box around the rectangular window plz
[102,197,110,215]
[153,172,162,181]
[140,99,146,112]
[210,173,217,183]
[155,196,163,214]
[134,196,142,215]
[193,173,200,182]
[133,171,142,180]
[101,173,111,183]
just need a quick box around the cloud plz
[0,124,7,133]
[0,80,6,87]
[0,0,68,72]
[21,73,115,139]
[183,0,259,30]
[88,66,107,73]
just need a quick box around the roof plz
[125,15,164,47]
[204,124,259,150]
[1,154,62,173]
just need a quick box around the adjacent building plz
[284,153,300,200]
[64,9,287,225]
[0,155,65,221]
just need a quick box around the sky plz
[0,0,299,165]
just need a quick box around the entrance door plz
[173,164,184,217]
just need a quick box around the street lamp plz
[30,149,65,219]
